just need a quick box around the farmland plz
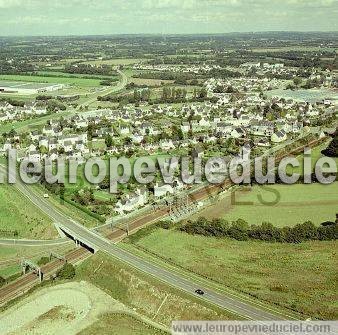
[83,58,150,66]
[194,182,338,227]
[193,140,338,226]
[125,228,338,319]
[286,140,338,176]
[0,74,108,88]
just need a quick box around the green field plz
[194,140,338,227]
[37,71,118,80]
[0,183,57,239]
[201,183,338,227]
[78,313,167,335]
[0,111,70,134]
[0,74,105,87]
[126,229,337,320]
[0,243,74,279]
[83,58,149,66]
[286,141,338,176]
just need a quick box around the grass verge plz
[124,228,337,320]
[0,183,56,239]
[75,252,240,325]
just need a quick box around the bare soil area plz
[0,281,149,335]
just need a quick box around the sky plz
[0,0,337,36]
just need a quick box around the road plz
[0,167,291,320]
[76,69,128,110]
[0,136,327,319]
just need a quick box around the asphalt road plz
[0,135,325,319]
[0,166,292,320]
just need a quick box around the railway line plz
[0,136,328,314]
[0,248,90,306]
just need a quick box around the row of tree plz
[64,63,114,76]
[161,87,187,102]
[179,217,337,243]
[0,97,25,107]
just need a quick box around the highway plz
[1,136,327,319]
[0,166,291,320]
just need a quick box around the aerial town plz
[0,2,337,335]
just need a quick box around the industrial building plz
[0,81,64,95]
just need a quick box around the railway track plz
[0,137,328,308]
[105,137,328,238]
[0,248,90,306]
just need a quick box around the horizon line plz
[1,30,338,38]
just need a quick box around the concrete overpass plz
[55,223,99,254]
[0,164,293,320]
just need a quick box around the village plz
[0,23,337,332]
[0,69,336,218]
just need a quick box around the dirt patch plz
[36,305,76,322]
[0,281,131,335]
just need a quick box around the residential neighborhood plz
[0,22,337,334]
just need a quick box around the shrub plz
[0,276,6,287]
[37,256,50,266]
[56,263,75,280]
[179,217,337,243]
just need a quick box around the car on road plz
[195,289,205,295]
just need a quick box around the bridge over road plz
[0,165,294,320]
[55,220,291,320]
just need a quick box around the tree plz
[293,77,302,86]
[46,99,66,112]
[124,137,132,145]
[37,256,50,266]
[87,122,95,141]
[0,276,6,287]
[8,128,17,138]
[321,131,338,157]
[57,263,75,279]
[39,145,48,155]
[172,125,184,140]
[199,88,208,99]
[105,134,113,148]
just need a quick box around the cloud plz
[0,0,27,8]
[0,0,337,35]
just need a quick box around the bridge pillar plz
[38,269,43,282]
[54,222,67,238]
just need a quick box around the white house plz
[160,139,175,150]
[154,183,174,198]
[120,125,130,135]
[115,188,148,214]
[181,122,190,133]
[231,127,246,139]
[271,130,287,143]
